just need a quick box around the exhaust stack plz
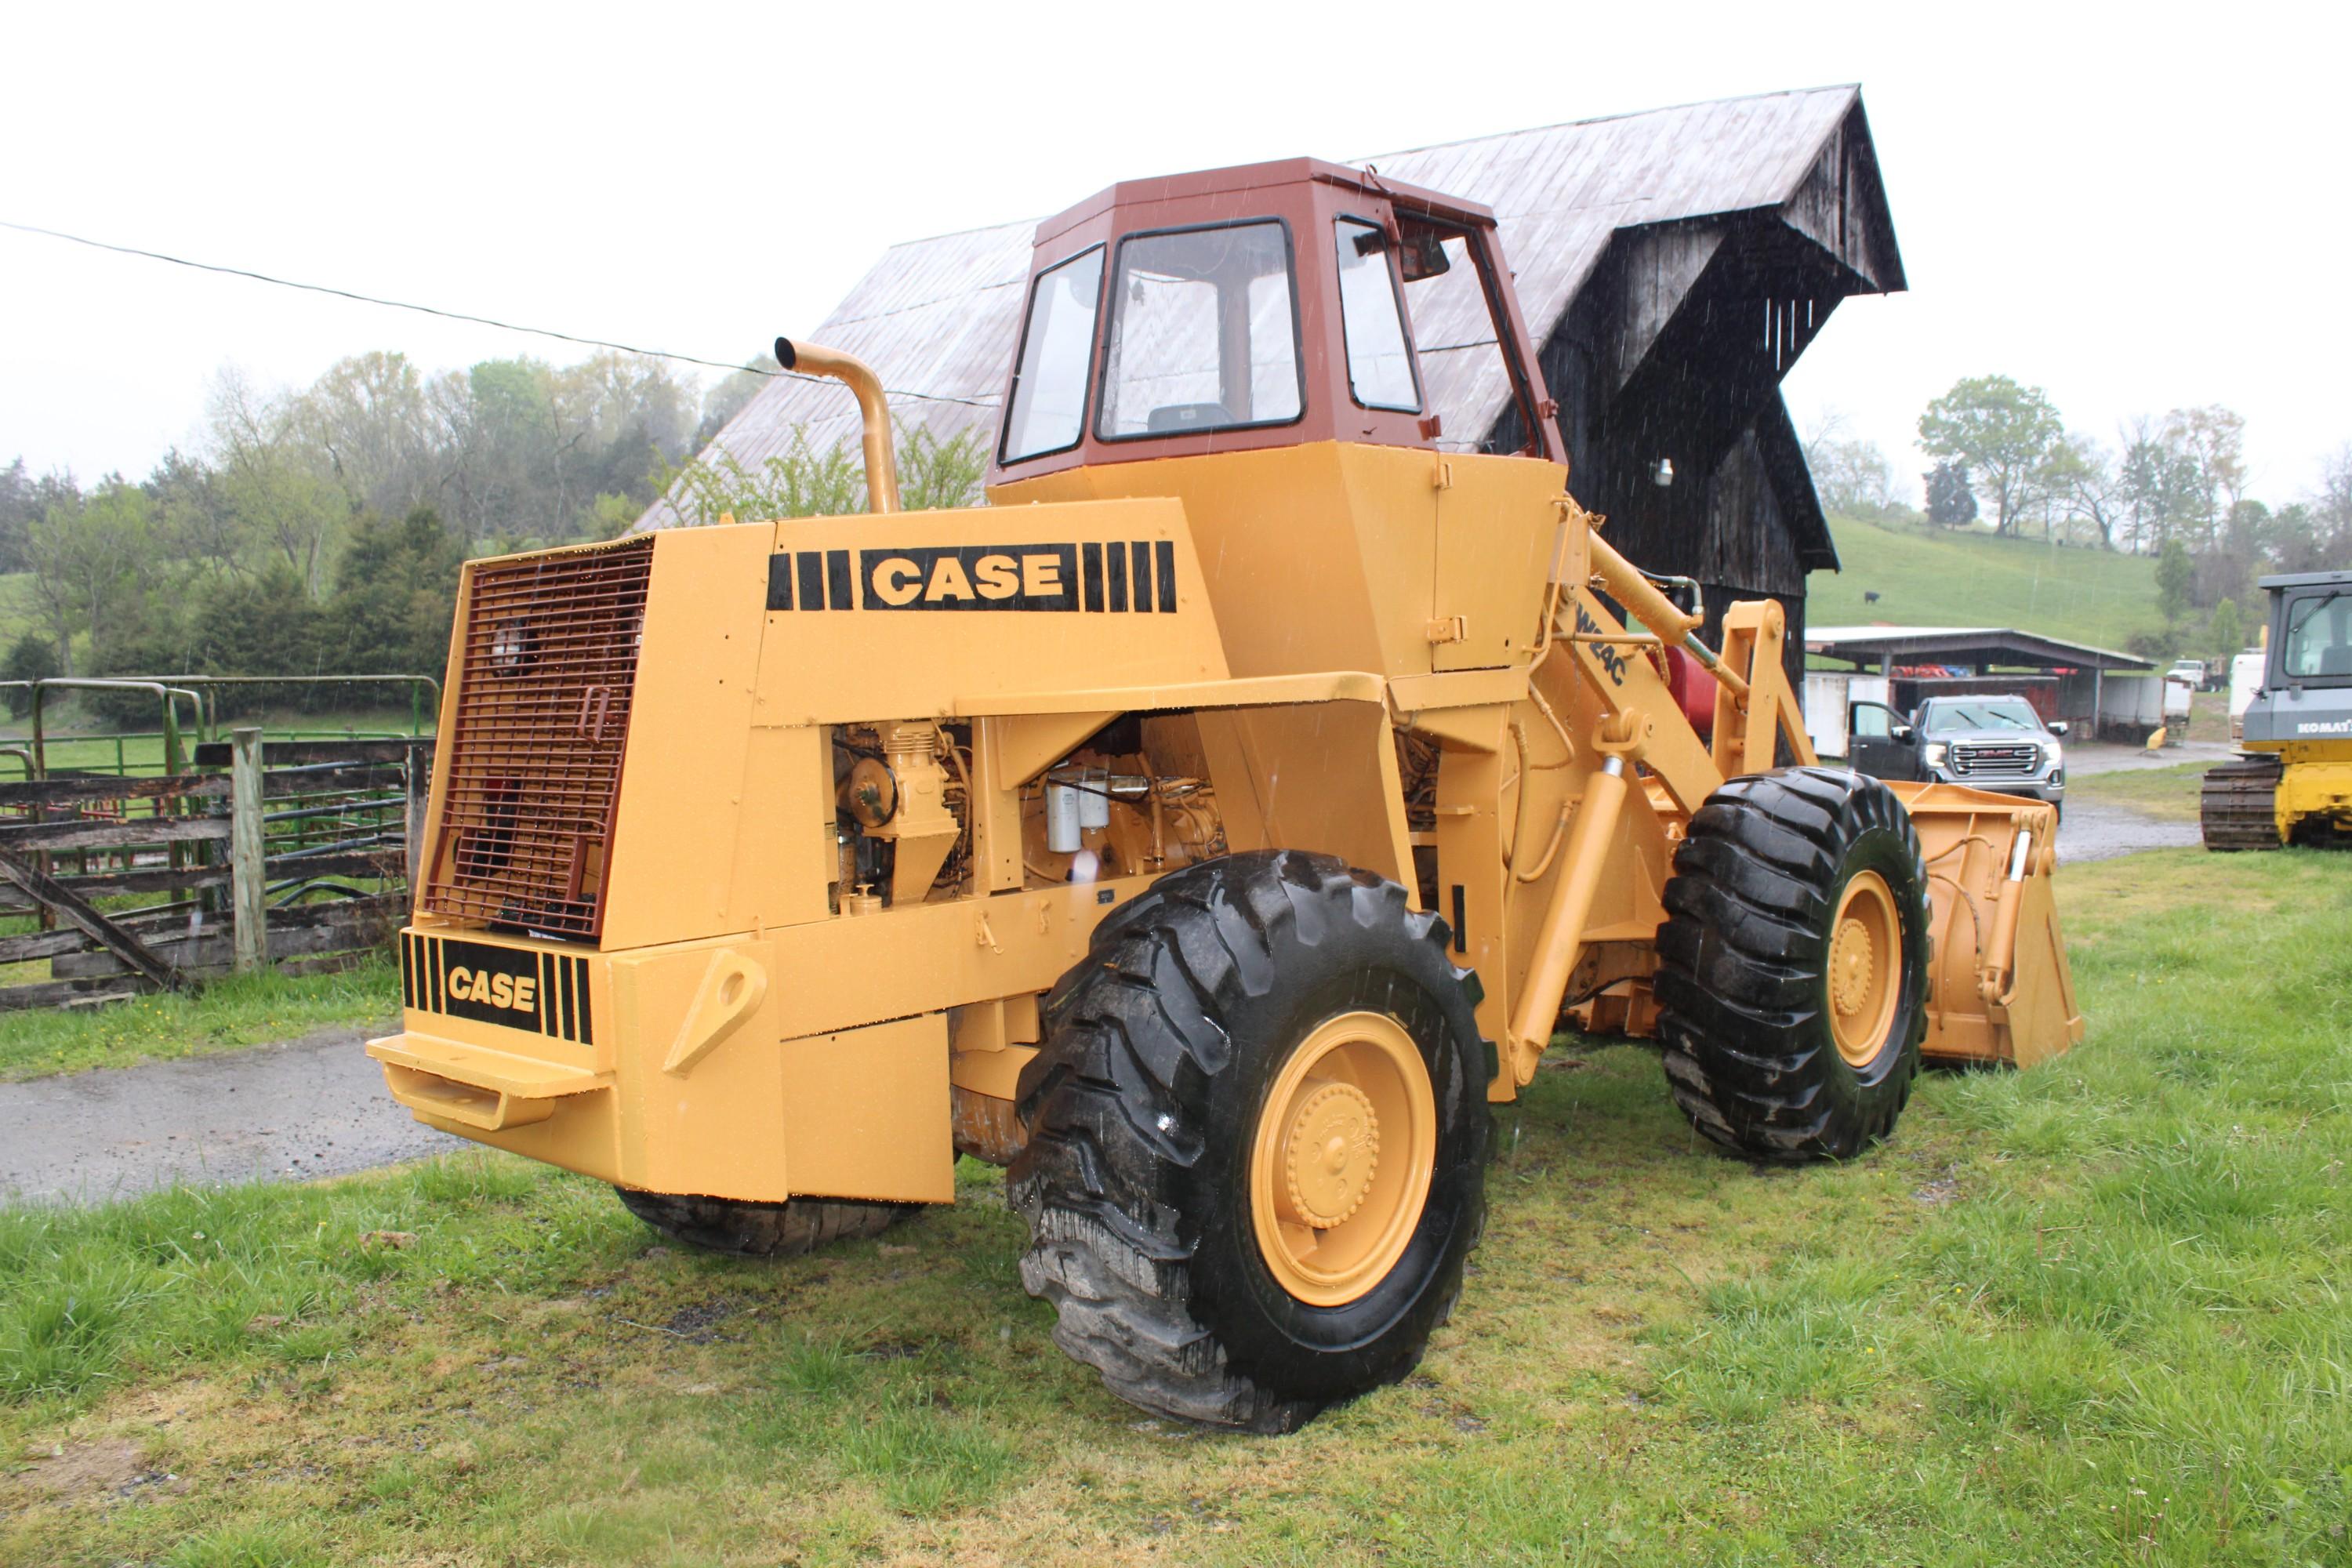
[775,336,901,514]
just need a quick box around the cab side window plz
[1333,219,1419,412]
[1001,246,1104,463]
[1396,218,1516,453]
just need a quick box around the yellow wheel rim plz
[1827,869,1901,1069]
[1248,1011,1436,1308]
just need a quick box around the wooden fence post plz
[230,728,267,975]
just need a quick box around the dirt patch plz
[9,1438,155,1502]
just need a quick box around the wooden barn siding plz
[1779,104,1906,294]
[1537,220,1821,585]
[1532,226,1823,700]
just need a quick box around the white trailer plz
[2163,676,2195,741]
[1802,672,1889,759]
[2228,651,2266,739]
[2095,673,2164,742]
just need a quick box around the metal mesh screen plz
[422,536,655,941]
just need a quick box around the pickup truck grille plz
[1952,742,2042,779]
[420,536,654,942]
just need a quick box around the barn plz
[642,85,1906,680]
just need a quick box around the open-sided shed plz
[644,85,1907,681]
[1802,624,2158,751]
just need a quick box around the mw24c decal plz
[767,542,1178,615]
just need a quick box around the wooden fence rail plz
[0,730,431,1011]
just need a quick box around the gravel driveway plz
[0,1023,459,1206]
[2057,799,2202,862]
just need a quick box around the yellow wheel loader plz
[2202,570,2352,849]
[369,158,2082,1432]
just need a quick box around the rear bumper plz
[369,882,1146,1205]
[369,926,959,1205]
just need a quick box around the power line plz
[0,217,1000,410]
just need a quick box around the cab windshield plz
[2283,591,2352,680]
[1095,220,1302,441]
[1923,700,2042,733]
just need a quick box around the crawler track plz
[2200,754,2284,851]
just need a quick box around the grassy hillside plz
[1808,518,2162,654]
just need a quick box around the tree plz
[24,477,154,672]
[2313,444,2352,570]
[1925,460,1978,528]
[2209,597,2247,667]
[2157,539,2194,622]
[2270,503,2325,574]
[1809,438,1898,517]
[0,458,32,574]
[1918,376,2063,536]
[2043,433,2122,548]
[321,507,463,677]
[207,371,353,592]
[655,420,986,528]
[293,350,436,520]
[2161,405,2247,545]
[2,630,58,717]
[2118,415,2201,553]
[696,352,782,448]
[0,461,80,577]
[2201,498,2273,608]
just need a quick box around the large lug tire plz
[612,1188,909,1258]
[1010,850,1491,1434]
[1656,766,1930,1162]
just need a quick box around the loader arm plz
[1506,508,2079,1077]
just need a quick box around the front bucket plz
[1888,782,2085,1069]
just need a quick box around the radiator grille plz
[422,536,654,941]
[1952,742,2042,779]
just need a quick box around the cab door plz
[1848,700,1918,780]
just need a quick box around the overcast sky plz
[4,2,2344,505]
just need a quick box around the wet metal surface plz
[0,1023,456,1206]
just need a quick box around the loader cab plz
[988,158,1563,484]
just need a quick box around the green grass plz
[2072,760,2212,823]
[0,959,397,1081]
[1810,515,2163,653]
[2,851,2348,1563]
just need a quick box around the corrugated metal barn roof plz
[640,84,1874,528]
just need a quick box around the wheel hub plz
[1247,1011,1438,1308]
[1281,1080,1381,1229]
[1826,869,1902,1069]
[1830,917,1875,1018]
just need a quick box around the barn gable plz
[638,85,1905,676]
